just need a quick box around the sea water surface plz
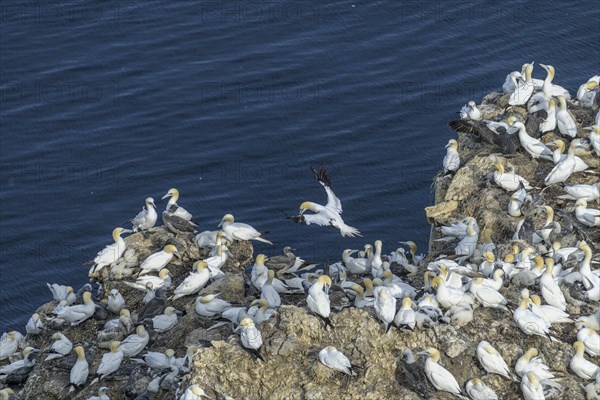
[1,0,599,331]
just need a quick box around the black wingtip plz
[310,164,333,188]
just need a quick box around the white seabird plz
[509,63,535,105]
[585,125,600,156]
[503,71,522,94]
[150,307,180,333]
[260,270,281,308]
[515,347,555,381]
[559,183,600,202]
[477,341,515,380]
[306,275,332,328]
[418,347,464,396]
[107,289,125,314]
[466,378,498,400]
[90,227,130,275]
[394,297,416,330]
[25,313,44,335]
[239,317,264,361]
[54,291,95,326]
[550,139,589,172]
[120,325,149,357]
[539,64,570,98]
[180,384,209,399]
[162,188,193,221]
[69,346,89,391]
[318,346,356,376]
[87,387,110,400]
[125,268,171,291]
[570,341,599,380]
[46,284,76,304]
[556,95,577,138]
[195,293,232,317]
[513,299,553,340]
[94,341,123,381]
[291,165,361,237]
[575,199,600,227]
[171,261,210,300]
[539,261,566,310]
[494,163,533,192]
[521,372,544,400]
[374,286,396,332]
[459,101,481,120]
[577,76,599,107]
[132,349,175,370]
[577,328,600,357]
[0,332,20,361]
[130,197,157,232]
[443,139,460,174]
[44,332,72,361]
[0,347,38,378]
[539,98,557,133]
[139,244,180,275]
[218,214,272,244]
[508,117,553,161]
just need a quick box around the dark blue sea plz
[1,0,599,331]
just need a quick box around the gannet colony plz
[1,65,599,400]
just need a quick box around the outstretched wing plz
[311,165,343,214]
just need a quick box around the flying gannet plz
[318,346,356,376]
[130,197,157,232]
[289,165,361,237]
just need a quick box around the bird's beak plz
[290,248,297,252]
[217,220,224,227]
[299,208,306,215]
[540,63,548,70]
[584,126,595,131]
[122,229,133,234]
[174,309,184,315]
[161,193,170,200]
[174,251,182,259]
[348,250,359,256]
[149,200,156,207]
[416,350,428,356]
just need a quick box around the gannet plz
[132,349,175,370]
[171,261,210,300]
[418,348,464,396]
[261,270,281,308]
[597,109,600,125]
[54,291,95,326]
[469,278,509,310]
[477,341,515,380]
[371,240,384,278]
[585,374,600,400]
[125,268,171,291]
[443,139,460,174]
[218,214,272,244]
[585,125,600,156]
[578,76,600,107]
[195,293,232,317]
[513,299,553,340]
[570,341,599,380]
[342,249,370,274]
[539,98,557,133]
[290,165,361,237]
[47,284,76,304]
[203,244,228,278]
[150,307,180,333]
[399,349,433,399]
[143,282,156,304]
[503,71,522,94]
[91,228,130,275]
[508,117,553,160]
[0,332,21,362]
[265,246,296,270]
[575,199,600,227]
[251,299,274,324]
[95,342,123,381]
[107,289,125,314]
[69,346,89,391]
[239,317,264,361]
[459,101,481,120]
[509,184,533,217]
[454,218,478,258]
[44,332,72,361]
[382,271,416,298]
[25,313,43,335]
[180,384,209,399]
[440,217,480,238]
[515,348,555,381]
[577,311,600,331]
[466,378,498,400]
[349,284,373,308]
[194,230,221,248]
[307,275,332,328]
[509,63,535,105]
[529,294,572,324]
[0,347,38,378]
[374,286,396,332]
[394,297,416,330]
[318,346,356,376]
[550,139,589,173]
[120,325,149,357]
[87,387,110,400]
[527,91,550,114]
[131,197,157,232]
[431,276,472,309]
[539,64,570,98]
[494,163,533,192]
[139,244,180,275]
[162,188,193,221]
[555,95,577,138]
[539,261,566,310]
[521,373,544,400]
[577,328,600,357]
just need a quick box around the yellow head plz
[586,80,599,90]
[527,372,539,386]
[75,345,85,359]
[523,347,538,360]
[110,341,121,352]
[194,261,208,272]
[162,188,179,200]
[255,254,266,266]
[350,284,364,296]
[484,252,495,262]
[573,341,585,354]
[530,294,542,306]
[504,254,515,263]
[446,139,458,150]
[494,163,505,174]
[164,244,179,256]
[82,291,92,304]
[317,275,332,287]
[402,297,412,308]
[507,116,517,126]
[120,309,130,317]
[112,227,127,242]
[299,201,314,215]
[159,268,170,280]
[240,317,255,328]
[431,276,443,288]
